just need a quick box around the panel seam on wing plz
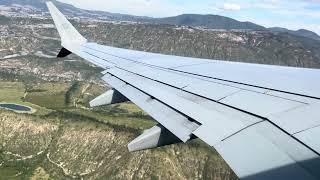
[293,124,320,135]
[85,49,319,156]
[221,120,266,142]
[104,74,200,142]
[107,73,202,126]
[216,89,243,102]
[108,67,320,156]
[83,44,313,104]
[169,62,213,69]
[169,68,320,100]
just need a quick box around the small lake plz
[0,103,32,112]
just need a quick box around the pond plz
[0,103,32,112]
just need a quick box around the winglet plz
[46,1,87,51]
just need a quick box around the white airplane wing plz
[47,2,320,179]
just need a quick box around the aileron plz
[295,126,320,154]
[214,121,319,180]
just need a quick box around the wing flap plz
[268,104,320,135]
[102,74,199,142]
[173,62,320,99]
[220,90,305,117]
[105,68,263,143]
[213,121,320,180]
[295,126,320,154]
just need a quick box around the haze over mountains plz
[1,0,319,41]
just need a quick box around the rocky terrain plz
[0,110,237,180]
[81,21,320,68]
[1,1,320,179]
[0,17,103,82]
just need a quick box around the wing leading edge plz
[46,2,320,179]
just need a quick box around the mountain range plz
[0,0,319,41]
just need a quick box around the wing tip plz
[46,1,55,10]
[46,1,87,50]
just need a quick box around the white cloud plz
[223,3,241,11]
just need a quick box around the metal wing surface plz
[47,2,320,179]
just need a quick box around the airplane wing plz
[47,2,320,180]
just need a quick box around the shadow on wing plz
[243,157,320,180]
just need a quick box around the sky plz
[58,0,320,35]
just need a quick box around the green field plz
[0,167,21,180]
[24,82,71,109]
[0,81,25,103]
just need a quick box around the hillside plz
[0,0,319,41]
[148,14,265,30]
[1,17,320,71]
[0,0,149,21]
[269,27,320,41]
